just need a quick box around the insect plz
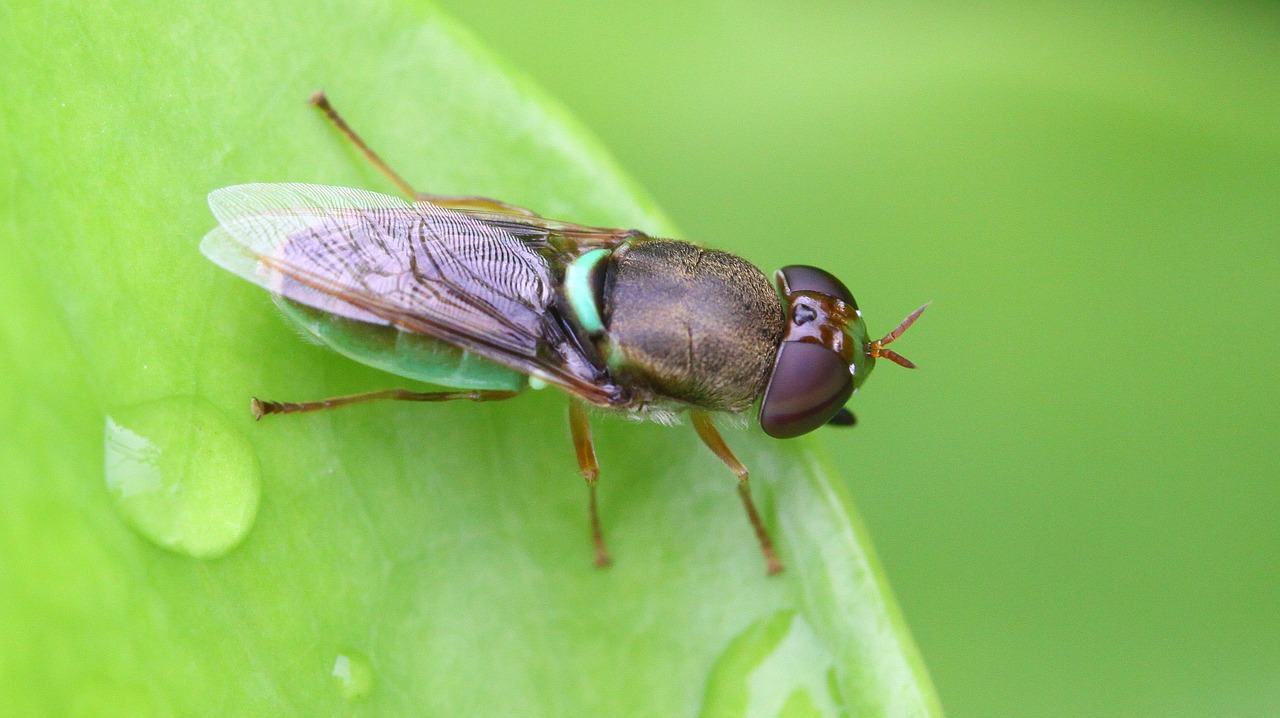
[200,92,926,574]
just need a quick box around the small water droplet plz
[700,611,840,718]
[331,650,375,701]
[104,396,260,558]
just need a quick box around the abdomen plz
[276,299,527,391]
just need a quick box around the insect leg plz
[569,401,612,568]
[309,91,418,198]
[251,388,520,420]
[412,193,541,216]
[690,411,784,575]
[309,91,539,216]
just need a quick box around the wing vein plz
[202,183,630,406]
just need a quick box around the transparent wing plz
[201,183,624,404]
[409,193,649,253]
[457,211,648,255]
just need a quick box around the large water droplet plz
[104,396,260,558]
[331,650,375,701]
[700,611,840,718]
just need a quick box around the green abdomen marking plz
[275,300,527,391]
[565,248,611,335]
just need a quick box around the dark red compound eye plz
[759,341,854,439]
[777,265,857,309]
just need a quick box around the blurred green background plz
[433,1,1280,716]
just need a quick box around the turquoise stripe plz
[565,248,610,334]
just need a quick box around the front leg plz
[691,412,784,575]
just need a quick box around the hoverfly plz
[200,92,926,574]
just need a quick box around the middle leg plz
[569,401,612,568]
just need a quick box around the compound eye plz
[777,265,857,310]
[759,341,854,439]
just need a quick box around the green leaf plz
[0,1,941,716]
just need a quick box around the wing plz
[456,211,647,255]
[201,183,626,405]
[409,196,648,256]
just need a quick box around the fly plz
[200,92,927,574]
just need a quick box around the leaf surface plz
[0,1,939,715]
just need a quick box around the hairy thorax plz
[603,240,786,412]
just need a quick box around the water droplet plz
[104,396,260,558]
[331,650,375,700]
[700,611,840,718]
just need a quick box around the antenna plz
[870,302,929,369]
